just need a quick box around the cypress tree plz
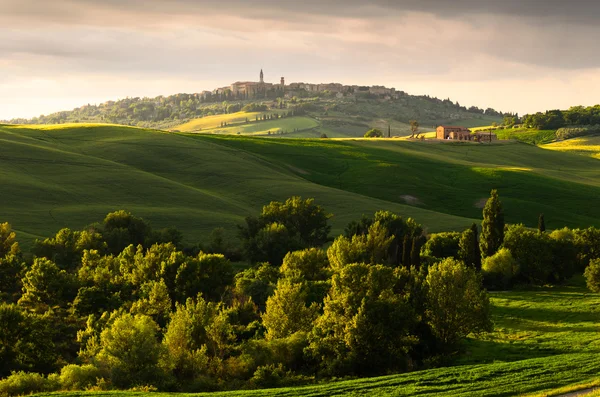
[480,189,504,259]
[459,224,481,270]
[538,213,546,233]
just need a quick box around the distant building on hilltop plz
[437,125,472,140]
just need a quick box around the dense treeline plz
[1,194,599,395]
[2,89,504,129]
[523,105,600,131]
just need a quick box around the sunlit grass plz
[543,135,600,159]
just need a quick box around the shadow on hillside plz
[493,305,600,326]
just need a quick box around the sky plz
[2,0,600,120]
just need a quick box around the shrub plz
[421,232,461,260]
[59,364,103,391]
[0,372,59,397]
[364,128,383,138]
[584,258,600,292]
[249,364,286,389]
[482,248,519,289]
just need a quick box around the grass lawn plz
[31,283,600,397]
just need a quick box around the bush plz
[584,258,600,292]
[482,248,519,289]
[421,232,461,260]
[249,364,286,389]
[0,372,59,397]
[59,364,103,391]
[364,128,383,138]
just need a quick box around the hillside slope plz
[194,135,600,230]
[543,134,600,159]
[0,124,474,247]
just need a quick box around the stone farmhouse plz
[436,125,473,140]
[436,125,498,142]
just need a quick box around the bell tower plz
[260,69,264,84]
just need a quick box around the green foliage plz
[425,258,492,349]
[502,224,576,284]
[308,264,417,375]
[32,228,105,271]
[161,296,215,385]
[458,224,481,270]
[262,280,319,340]
[421,232,461,260]
[234,263,279,311]
[18,258,78,312]
[101,211,152,255]
[584,258,600,293]
[480,190,504,259]
[556,125,600,140]
[96,313,166,389]
[364,128,383,138]
[327,222,394,270]
[0,304,62,376]
[242,103,268,112]
[280,248,330,281]
[482,248,519,289]
[58,364,103,391]
[0,371,59,397]
[0,223,18,258]
[240,197,331,265]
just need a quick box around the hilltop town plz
[204,69,399,102]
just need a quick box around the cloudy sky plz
[1,0,599,120]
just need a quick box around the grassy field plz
[198,117,319,136]
[31,283,600,397]
[495,128,557,145]
[0,124,476,248]
[172,110,288,132]
[543,135,600,160]
[3,123,600,249]
[193,135,600,230]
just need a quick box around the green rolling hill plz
[1,123,599,248]
[0,124,474,248]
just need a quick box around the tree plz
[538,213,546,233]
[280,248,330,281]
[96,313,166,388]
[307,264,417,375]
[425,258,492,350]
[409,120,419,138]
[364,128,383,138]
[161,296,216,383]
[480,190,504,259]
[327,222,394,271]
[18,258,77,312]
[458,224,481,270]
[262,280,319,340]
[0,223,18,258]
[239,197,332,264]
[584,258,600,293]
[421,232,461,260]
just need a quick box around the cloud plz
[1,0,600,119]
